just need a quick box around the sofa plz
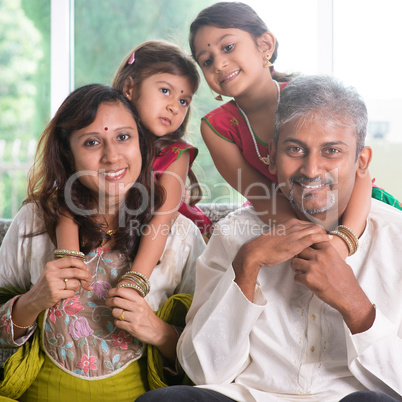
[0,203,240,367]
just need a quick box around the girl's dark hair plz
[112,41,203,205]
[189,1,294,83]
[25,84,164,260]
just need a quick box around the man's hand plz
[233,219,332,301]
[291,241,375,334]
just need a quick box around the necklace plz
[101,229,119,247]
[236,80,280,165]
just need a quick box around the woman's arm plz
[127,151,190,280]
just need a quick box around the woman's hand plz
[105,287,178,361]
[12,257,93,337]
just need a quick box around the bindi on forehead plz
[208,43,210,46]
[181,90,183,93]
[104,127,108,131]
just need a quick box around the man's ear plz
[122,77,134,100]
[268,141,277,175]
[356,146,372,178]
[256,32,276,56]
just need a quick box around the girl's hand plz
[105,287,178,360]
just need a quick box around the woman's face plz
[69,101,142,207]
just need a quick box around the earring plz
[264,54,273,68]
[210,89,223,101]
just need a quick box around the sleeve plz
[0,204,51,347]
[201,104,236,143]
[345,307,402,398]
[371,186,402,211]
[0,295,37,348]
[173,216,206,296]
[153,142,198,177]
[177,217,266,385]
[0,204,36,289]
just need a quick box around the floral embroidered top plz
[0,203,205,380]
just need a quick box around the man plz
[138,76,402,401]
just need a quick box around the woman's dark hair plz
[113,40,202,205]
[189,2,294,83]
[25,84,164,260]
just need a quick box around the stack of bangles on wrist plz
[117,271,151,297]
[54,249,85,261]
[329,225,359,256]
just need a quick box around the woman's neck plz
[94,200,121,230]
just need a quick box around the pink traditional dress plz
[202,82,289,184]
[202,82,289,208]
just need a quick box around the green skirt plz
[0,292,193,401]
[19,354,148,402]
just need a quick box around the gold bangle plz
[117,283,146,297]
[12,317,35,329]
[119,271,151,295]
[337,225,359,242]
[121,276,148,295]
[54,249,85,259]
[337,225,359,253]
[330,225,359,256]
[329,230,355,256]
[125,271,149,283]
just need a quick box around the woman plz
[0,84,205,401]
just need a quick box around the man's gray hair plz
[274,75,367,157]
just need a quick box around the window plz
[0,0,50,218]
[333,0,402,198]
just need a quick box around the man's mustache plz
[289,176,334,187]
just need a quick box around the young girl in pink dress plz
[189,2,376,258]
[56,41,212,293]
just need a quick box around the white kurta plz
[178,199,402,402]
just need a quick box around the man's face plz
[270,116,360,226]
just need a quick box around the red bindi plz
[104,127,108,131]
